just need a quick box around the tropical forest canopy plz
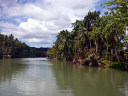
[0,33,48,58]
[47,0,128,68]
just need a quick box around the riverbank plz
[48,57,128,71]
[47,0,128,70]
[71,51,128,70]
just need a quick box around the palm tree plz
[83,11,100,49]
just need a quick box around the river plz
[0,58,128,96]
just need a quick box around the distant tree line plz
[0,33,48,58]
[47,0,128,69]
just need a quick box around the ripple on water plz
[0,58,128,96]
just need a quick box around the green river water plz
[0,58,128,96]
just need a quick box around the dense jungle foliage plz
[0,33,48,58]
[47,0,128,69]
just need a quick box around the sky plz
[0,0,111,48]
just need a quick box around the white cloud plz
[19,18,48,32]
[0,22,17,28]
[0,22,22,37]
[18,18,59,44]
[0,0,100,47]
[26,38,51,44]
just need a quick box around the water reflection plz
[0,58,27,82]
[0,58,128,96]
[50,60,128,96]
[0,58,59,96]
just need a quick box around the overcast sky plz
[0,0,110,48]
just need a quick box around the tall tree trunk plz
[95,40,98,54]
[111,48,114,61]
[114,48,120,61]
[106,46,108,57]
[90,41,92,49]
